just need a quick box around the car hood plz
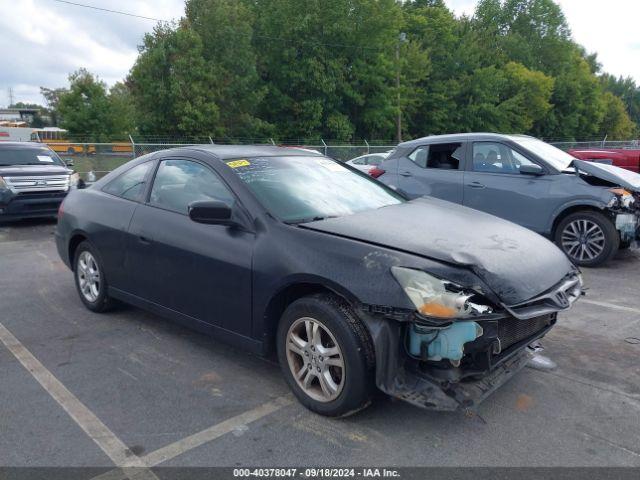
[572,159,640,191]
[301,197,574,305]
[0,164,71,176]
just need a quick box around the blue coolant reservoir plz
[408,322,483,361]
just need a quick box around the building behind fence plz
[33,137,640,182]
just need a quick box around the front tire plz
[73,241,114,312]
[555,210,619,267]
[277,294,375,417]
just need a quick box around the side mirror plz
[188,200,235,226]
[65,159,74,167]
[519,164,544,176]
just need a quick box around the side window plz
[103,161,152,202]
[408,144,463,170]
[149,159,234,215]
[472,142,538,174]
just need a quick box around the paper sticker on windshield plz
[318,160,344,172]
[227,159,250,168]
[37,155,54,163]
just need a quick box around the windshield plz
[227,156,405,223]
[510,136,575,171]
[0,147,66,167]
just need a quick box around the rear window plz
[0,147,65,166]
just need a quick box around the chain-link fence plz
[34,137,640,181]
[548,140,640,151]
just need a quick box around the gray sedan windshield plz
[511,137,575,171]
[227,156,405,223]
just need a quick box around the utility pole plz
[395,33,407,143]
[8,87,15,107]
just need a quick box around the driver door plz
[463,142,552,232]
[126,157,255,336]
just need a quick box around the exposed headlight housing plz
[608,188,635,209]
[391,267,492,319]
[0,176,7,190]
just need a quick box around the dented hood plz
[572,159,640,191]
[301,197,574,305]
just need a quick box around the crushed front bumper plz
[364,311,554,411]
[389,346,532,411]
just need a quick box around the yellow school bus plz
[31,128,96,155]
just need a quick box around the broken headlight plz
[391,267,492,319]
[608,188,635,209]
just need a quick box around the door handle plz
[467,181,485,189]
[399,171,412,177]
[138,235,152,245]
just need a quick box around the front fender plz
[547,197,609,234]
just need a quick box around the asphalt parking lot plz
[1,219,640,474]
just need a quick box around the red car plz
[569,148,640,173]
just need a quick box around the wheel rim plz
[285,317,345,403]
[561,219,606,262]
[77,251,101,303]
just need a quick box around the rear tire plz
[555,210,619,267]
[73,241,114,312]
[277,293,375,417]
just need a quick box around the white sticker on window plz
[37,155,54,163]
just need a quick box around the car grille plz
[498,314,553,351]
[4,175,70,194]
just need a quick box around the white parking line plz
[0,322,147,469]
[90,395,293,480]
[0,320,292,479]
[141,395,292,466]
[580,298,640,315]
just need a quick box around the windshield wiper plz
[286,215,338,225]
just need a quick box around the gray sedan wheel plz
[73,241,114,312]
[277,294,375,417]
[285,317,345,402]
[77,251,101,303]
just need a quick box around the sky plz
[1,0,639,107]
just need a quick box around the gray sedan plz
[376,133,640,267]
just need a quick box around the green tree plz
[185,0,271,139]
[250,0,402,141]
[57,69,136,140]
[58,69,113,141]
[129,24,221,137]
[601,74,640,128]
[40,87,67,126]
[598,92,637,140]
[109,82,136,139]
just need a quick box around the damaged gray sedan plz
[56,146,582,417]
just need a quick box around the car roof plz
[172,144,323,160]
[0,142,51,149]
[399,133,534,147]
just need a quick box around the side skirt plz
[108,287,264,355]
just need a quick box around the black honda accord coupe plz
[56,145,582,416]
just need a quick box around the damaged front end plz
[361,269,582,411]
[607,188,640,245]
[573,160,640,245]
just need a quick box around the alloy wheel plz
[77,251,101,303]
[285,317,345,402]
[561,219,606,262]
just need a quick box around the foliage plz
[49,0,640,141]
[56,69,135,141]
